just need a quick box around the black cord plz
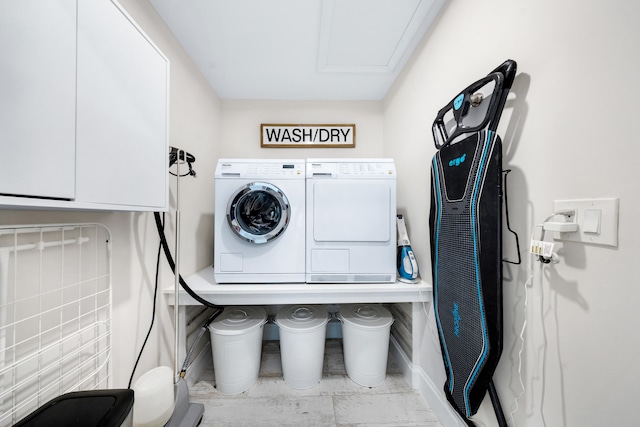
[127,148,215,386]
[488,379,509,427]
[168,146,195,166]
[169,147,196,177]
[154,211,218,308]
[128,213,165,389]
[169,159,196,177]
[169,170,195,177]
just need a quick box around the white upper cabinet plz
[76,0,169,209]
[0,0,77,200]
[0,0,169,211]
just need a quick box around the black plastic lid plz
[15,389,134,427]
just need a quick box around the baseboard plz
[389,335,414,383]
[389,337,467,427]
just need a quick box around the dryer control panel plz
[306,159,396,178]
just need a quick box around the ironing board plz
[429,60,517,426]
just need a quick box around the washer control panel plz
[216,159,304,178]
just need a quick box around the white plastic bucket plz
[339,304,394,387]
[275,305,329,389]
[132,365,175,427]
[208,306,267,395]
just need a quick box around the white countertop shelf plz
[165,266,432,306]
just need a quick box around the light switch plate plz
[582,209,601,234]
[552,198,619,247]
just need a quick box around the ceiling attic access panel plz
[148,0,445,100]
[317,0,439,73]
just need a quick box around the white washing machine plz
[214,159,305,283]
[306,158,397,283]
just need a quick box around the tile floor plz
[190,339,443,427]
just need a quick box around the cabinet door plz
[76,0,169,209]
[0,0,76,199]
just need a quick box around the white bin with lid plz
[208,306,267,395]
[275,305,329,389]
[339,304,394,387]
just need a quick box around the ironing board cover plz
[429,60,516,421]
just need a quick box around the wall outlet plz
[552,198,619,247]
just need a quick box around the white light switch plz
[583,209,601,234]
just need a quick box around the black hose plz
[154,211,218,309]
[488,379,508,427]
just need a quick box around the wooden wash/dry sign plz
[261,124,356,148]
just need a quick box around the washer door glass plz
[227,182,290,244]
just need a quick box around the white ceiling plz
[149,0,445,100]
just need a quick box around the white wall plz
[0,0,222,388]
[219,100,384,159]
[5,1,640,425]
[384,0,640,426]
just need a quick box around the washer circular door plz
[227,182,291,244]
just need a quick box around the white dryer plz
[214,159,305,283]
[306,158,397,283]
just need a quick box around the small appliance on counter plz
[396,214,420,283]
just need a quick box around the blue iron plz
[396,214,419,283]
